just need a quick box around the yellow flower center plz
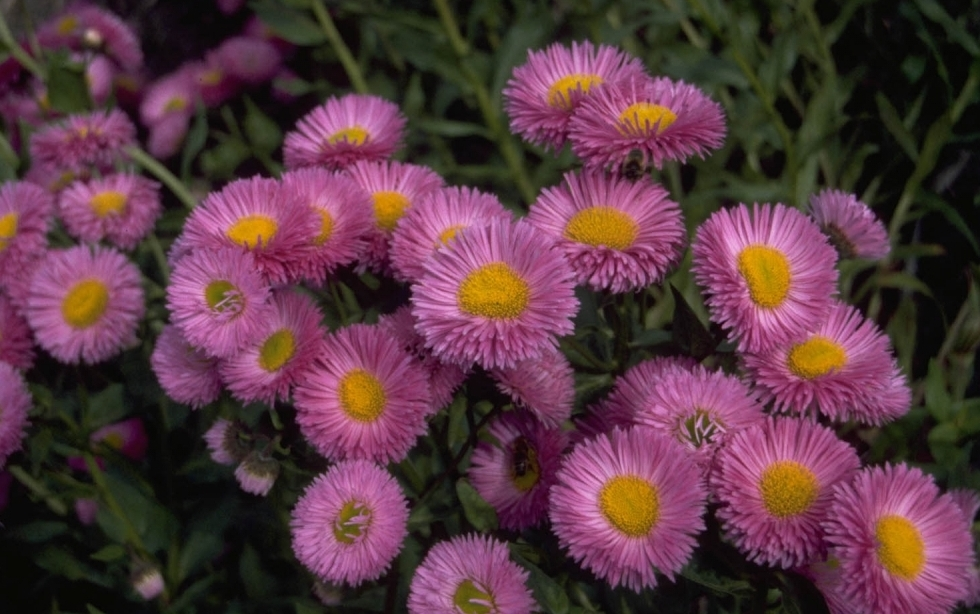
[759,460,819,518]
[102,432,126,450]
[787,336,847,379]
[62,278,109,329]
[204,280,244,315]
[0,212,18,253]
[164,97,188,113]
[57,15,79,35]
[200,68,223,86]
[327,126,369,146]
[314,209,334,245]
[89,190,128,218]
[737,244,791,308]
[564,206,638,250]
[453,579,495,614]
[457,262,529,319]
[258,329,295,372]
[338,368,387,422]
[372,191,410,232]
[547,73,605,110]
[875,514,925,580]
[437,224,465,246]
[617,102,678,136]
[332,500,370,544]
[599,474,660,537]
[226,214,278,249]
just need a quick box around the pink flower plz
[29,108,136,172]
[150,324,223,409]
[0,181,56,292]
[0,362,31,470]
[58,173,162,250]
[0,293,36,371]
[489,346,575,428]
[807,189,890,260]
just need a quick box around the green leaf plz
[240,542,276,599]
[917,192,980,256]
[875,272,934,298]
[46,54,92,113]
[455,478,497,532]
[243,97,283,154]
[875,93,918,162]
[86,605,108,614]
[250,1,327,45]
[512,551,570,614]
[199,137,250,179]
[669,284,715,360]
[89,543,126,562]
[181,103,209,181]
[5,521,68,542]
[913,0,980,57]
[85,383,126,429]
[412,118,492,138]
[924,358,952,421]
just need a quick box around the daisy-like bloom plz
[293,323,432,464]
[0,180,55,291]
[203,418,252,466]
[567,75,726,171]
[67,415,149,471]
[291,460,409,587]
[948,489,980,608]
[742,300,911,425]
[150,324,223,409]
[26,245,144,364]
[691,203,839,353]
[218,289,324,404]
[489,346,575,428]
[389,185,512,284]
[797,555,862,614]
[823,463,975,614]
[165,247,274,359]
[598,355,700,427]
[29,108,136,172]
[710,417,860,568]
[0,362,32,469]
[180,176,321,285]
[74,497,99,526]
[37,2,143,72]
[147,113,193,159]
[549,426,707,591]
[283,94,407,170]
[503,40,647,151]
[344,159,443,274]
[527,170,686,293]
[632,364,765,468]
[412,219,578,369]
[0,293,36,371]
[139,66,198,128]
[278,167,372,285]
[214,36,282,86]
[189,57,239,108]
[58,173,162,250]
[407,533,537,613]
[807,188,890,260]
[468,410,567,531]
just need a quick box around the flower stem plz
[310,0,369,94]
[0,9,45,79]
[125,146,197,209]
[8,466,67,516]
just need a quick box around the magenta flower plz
[489,346,575,428]
[58,173,162,250]
[0,181,56,291]
[0,292,35,371]
[150,324,223,409]
[0,362,31,470]
[807,189,890,260]
[29,108,136,172]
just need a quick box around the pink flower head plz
[293,323,432,464]
[218,289,325,404]
[203,418,250,465]
[0,362,31,470]
[147,113,192,159]
[58,173,162,250]
[468,410,567,531]
[26,245,144,364]
[291,460,409,586]
[597,355,700,427]
[0,294,35,370]
[140,66,198,127]
[189,57,239,108]
[489,346,575,428]
[179,176,320,285]
[504,40,647,151]
[824,463,976,614]
[37,3,143,71]
[710,417,860,568]
[91,416,148,461]
[807,188,890,260]
[568,75,726,170]
[527,170,686,292]
[407,533,537,614]
[549,426,707,591]
[283,94,407,170]
[691,202,839,353]
[742,300,911,425]
[29,108,136,172]
[165,247,274,359]
[131,562,164,600]
[389,185,512,284]
[0,180,55,294]
[150,324,222,409]
[234,450,279,496]
[215,36,282,86]
[411,219,579,369]
[84,53,117,106]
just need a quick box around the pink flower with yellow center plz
[58,173,162,250]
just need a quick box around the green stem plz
[0,9,44,79]
[561,337,613,372]
[125,146,197,209]
[311,0,369,94]
[145,232,170,287]
[8,466,68,516]
[85,454,148,555]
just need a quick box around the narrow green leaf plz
[89,543,126,562]
[875,93,918,162]
[875,272,934,298]
[924,358,952,421]
[669,284,715,360]
[181,103,209,181]
[512,552,570,614]
[913,0,980,57]
[243,97,283,154]
[5,521,68,542]
[455,478,497,532]
[250,1,327,45]
[85,383,126,429]
[917,192,980,256]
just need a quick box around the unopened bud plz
[234,450,279,496]
[131,560,164,600]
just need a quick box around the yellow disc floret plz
[453,579,495,614]
[327,126,369,146]
[787,336,847,379]
[226,214,278,248]
[332,500,371,544]
[0,212,18,253]
[62,278,109,329]
[617,102,678,136]
[457,262,530,319]
[547,73,604,110]
[875,514,925,580]
[338,368,387,422]
[314,209,335,245]
[204,280,243,315]
[759,460,819,518]
[258,329,295,372]
[372,191,411,232]
[564,206,639,250]
[89,190,128,218]
[599,474,660,537]
[737,244,791,309]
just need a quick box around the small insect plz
[620,149,648,182]
[511,436,532,478]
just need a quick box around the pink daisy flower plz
[411,219,578,369]
[0,294,35,370]
[150,323,223,409]
[598,355,700,427]
[189,57,240,108]
[742,300,911,425]
[165,247,274,359]
[549,426,707,591]
[218,289,324,404]
[468,410,567,531]
[26,245,144,364]
[526,170,686,292]
[234,450,279,496]
[407,533,537,614]
[0,362,31,470]
[37,3,143,71]
[389,185,512,284]
[0,180,56,291]
[489,346,575,428]
[278,167,372,285]
[147,113,192,159]
[29,108,136,172]
[344,159,444,274]
[691,202,839,353]
[710,417,860,568]
[567,75,726,171]
[214,36,282,86]
[797,555,862,614]
[503,40,647,151]
[179,176,320,285]
[68,416,149,471]
[807,188,890,260]
[291,460,409,587]
[203,418,250,465]
[283,94,407,170]
[293,323,432,464]
[139,66,198,128]
[58,173,162,250]
[823,463,975,614]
